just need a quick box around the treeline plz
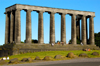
[95,32,100,47]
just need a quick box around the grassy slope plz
[8,50,100,60]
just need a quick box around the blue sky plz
[0,0,100,45]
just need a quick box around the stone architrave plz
[50,12,55,44]
[10,11,14,43]
[89,16,95,45]
[61,13,66,44]
[38,11,44,44]
[82,15,87,45]
[26,10,32,43]
[15,9,21,43]
[71,14,76,45]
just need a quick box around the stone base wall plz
[0,43,100,57]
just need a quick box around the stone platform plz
[0,44,100,57]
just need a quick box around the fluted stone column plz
[71,14,76,45]
[5,12,10,44]
[10,11,14,43]
[82,15,87,45]
[89,16,95,45]
[26,10,32,43]
[50,12,55,44]
[76,18,80,40]
[61,13,66,44]
[15,9,21,43]
[38,11,44,44]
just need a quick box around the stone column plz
[5,12,10,44]
[26,10,32,43]
[86,17,88,43]
[71,14,76,45]
[10,11,14,43]
[82,15,87,45]
[50,12,55,44]
[38,11,44,44]
[15,9,21,43]
[89,16,95,45]
[76,18,80,40]
[61,13,66,44]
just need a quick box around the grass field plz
[7,50,100,61]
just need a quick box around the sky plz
[0,0,100,45]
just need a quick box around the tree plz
[32,39,38,43]
[95,32,100,47]
[77,37,81,44]
[68,37,81,44]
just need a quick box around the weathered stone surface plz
[9,58,18,63]
[79,53,88,57]
[61,13,66,44]
[43,56,51,60]
[35,56,41,60]
[27,57,32,62]
[26,10,32,43]
[0,60,8,65]
[67,52,75,58]
[5,13,9,44]
[21,58,32,62]
[89,16,95,45]
[15,9,21,43]
[76,18,80,40]
[21,58,28,62]
[92,52,99,56]
[54,55,62,59]
[38,11,44,44]
[50,12,55,44]
[71,14,76,45]
[0,44,100,57]
[5,4,95,16]
[82,16,87,45]
[5,4,95,45]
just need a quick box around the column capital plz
[25,9,32,12]
[59,13,66,15]
[48,12,55,14]
[15,9,21,11]
[4,11,11,14]
[90,16,95,18]
[70,14,77,16]
[37,11,44,13]
[82,15,87,17]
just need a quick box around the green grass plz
[7,50,100,61]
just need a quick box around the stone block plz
[54,55,62,59]
[92,52,99,56]
[67,52,75,58]
[35,56,41,60]
[43,56,51,60]
[9,58,18,63]
[79,53,88,57]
